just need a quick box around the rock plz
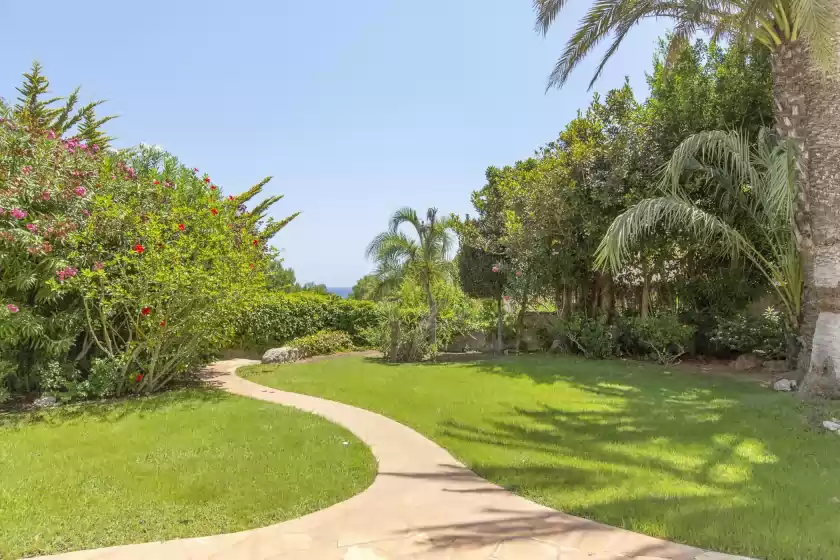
[822,420,840,432]
[33,395,57,408]
[549,339,564,353]
[261,346,301,364]
[773,378,797,392]
[732,353,763,371]
[762,359,789,373]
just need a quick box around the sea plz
[327,287,352,299]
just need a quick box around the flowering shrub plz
[710,308,786,359]
[70,145,293,394]
[288,330,353,358]
[235,292,382,350]
[0,114,100,396]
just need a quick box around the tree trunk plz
[561,284,572,320]
[774,39,840,395]
[514,280,530,353]
[599,273,614,322]
[496,294,504,354]
[423,280,437,348]
[640,269,651,320]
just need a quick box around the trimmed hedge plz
[234,292,382,350]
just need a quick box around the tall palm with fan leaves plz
[366,207,454,346]
[534,0,840,389]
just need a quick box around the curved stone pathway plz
[38,359,752,560]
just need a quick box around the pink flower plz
[192,167,199,173]
[82,209,90,217]
[491,266,499,273]
[92,261,104,271]
[516,271,522,277]
[74,186,87,197]
[42,191,51,201]
[56,266,78,282]
[46,130,57,140]
[6,304,19,313]
[21,166,32,175]
[92,144,100,153]
[26,223,38,234]
[10,209,27,220]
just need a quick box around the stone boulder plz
[773,378,797,392]
[33,395,57,408]
[261,346,301,364]
[822,419,840,432]
[732,353,763,371]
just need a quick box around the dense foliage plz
[234,292,381,350]
[0,65,297,400]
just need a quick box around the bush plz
[552,314,615,359]
[0,117,99,394]
[235,292,383,350]
[288,330,353,358]
[710,307,786,359]
[69,145,293,395]
[618,315,696,364]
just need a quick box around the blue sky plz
[1,1,669,287]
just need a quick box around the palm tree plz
[534,0,840,387]
[366,207,455,346]
[596,129,803,351]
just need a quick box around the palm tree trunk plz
[423,280,437,348]
[774,39,840,395]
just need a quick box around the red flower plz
[249,263,255,269]
[159,320,166,327]
[210,184,217,190]
[228,195,235,201]
[134,244,145,254]
[204,177,211,183]
[252,239,259,246]
[153,180,160,185]
[135,374,144,383]
[210,208,218,216]
[141,307,151,316]
[178,223,185,231]
[192,167,199,173]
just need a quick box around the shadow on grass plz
[381,354,839,558]
[0,388,226,430]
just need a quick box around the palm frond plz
[790,0,838,71]
[389,207,422,234]
[534,0,571,35]
[595,195,757,272]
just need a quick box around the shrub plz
[0,116,99,394]
[711,307,786,359]
[236,292,383,350]
[552,314,615,359]
[288,330,353,358]
[70,145,295,394]
[618,315,696,364]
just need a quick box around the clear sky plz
[1,1,669,287]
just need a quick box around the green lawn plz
[242,355,840,560]
[0,389,376,559]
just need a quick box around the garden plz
[2,0,840,556]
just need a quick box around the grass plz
[242,354,840,560]
[0,388,376,559]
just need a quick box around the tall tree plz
[366,207,454,346]
[534,0,840,387]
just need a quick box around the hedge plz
[234,292,382,350]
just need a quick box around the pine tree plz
[14,62,62,131]
[77,107,116,150]
[11,61,117,140]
